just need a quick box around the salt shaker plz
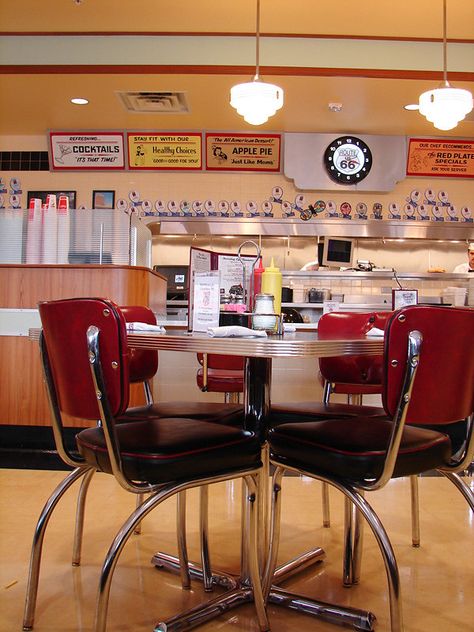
[252,293,278,332]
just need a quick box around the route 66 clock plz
[323,136,372,184]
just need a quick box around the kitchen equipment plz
[307,288,331,303]
[281,287,293,302]
[281,307,304,323]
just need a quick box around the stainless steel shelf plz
[144,217,474,240]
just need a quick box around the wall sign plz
[49,132,125,170]
[407,138,474,179]
[127,133,202,170]
[323,136,373,184]
[205,133,281,172]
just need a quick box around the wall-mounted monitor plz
[154,264,189,299]
[322,237,354,268]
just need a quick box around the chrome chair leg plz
[263,468,380,631]
[343,492,364,586]
[438,469,474,510]
[95,484,179,632]
[263,466,284,599]
[321,482,331,527]
[23,467,91,631]
[244,474,270,631]
[199,485,213,591]
[410,475,420,547]
[133,492,145,535]
[326,478,403,632]
[95,475,269,632]
[176,490,191,589]
[72,468,96,566]
[227,392,241,404]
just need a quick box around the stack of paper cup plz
[28,197,42,210]
[46,193,57,210]
[442,287,467,306]
[58,195,69,212]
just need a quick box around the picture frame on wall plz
[92,190,115,209]
[27,190,77,209]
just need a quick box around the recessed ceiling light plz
[404,103,419,111]
[71,97,89,105]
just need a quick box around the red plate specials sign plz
[406,138,474,179]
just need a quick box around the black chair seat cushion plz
[118,402,244,425]
[331,383,382,395]
[269,402,385,426]
[77,417,261,484]
[413,419,468,455]
[268,417,452,481]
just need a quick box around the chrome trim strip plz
[127,331,384,358]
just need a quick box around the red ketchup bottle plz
[252,258,265,309]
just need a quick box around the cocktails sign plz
[49,132,125,170]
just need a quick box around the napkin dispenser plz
[219,311,250,327]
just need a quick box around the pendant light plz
[230,0,284,125]
[418,0,473,131]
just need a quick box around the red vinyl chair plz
[23,297,268,632]
[320,311,391,406]
[196,353,245,404]
[264,306,474,632]
[122,307,243,425]
[270,311,385,425]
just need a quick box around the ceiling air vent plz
[117,91,189,114]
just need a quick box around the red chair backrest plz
[39,298,130,420]
[383,306,474,425]
[318,311,390,386]
[197,353,245,371]
[120,305,159,383]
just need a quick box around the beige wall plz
[1,134,473,273]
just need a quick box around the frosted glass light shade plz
[418,86,473,131]
[230,79,284,125]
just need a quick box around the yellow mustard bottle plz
[261,257,282,316]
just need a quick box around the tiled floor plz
[1,469,472,632]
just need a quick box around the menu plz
[188,246,259,331]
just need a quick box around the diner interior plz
[1,2,473,632]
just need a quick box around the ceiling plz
[1,0,473,139]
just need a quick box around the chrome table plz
[127,330,384,632]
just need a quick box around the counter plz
[0,264,167,427]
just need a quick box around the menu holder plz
[392,289,418,310]
[188,245,261,332]
[191,271,220,333]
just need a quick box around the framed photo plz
[27,190,77,209]
[92,190,115,209]
[392,289,418,310]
